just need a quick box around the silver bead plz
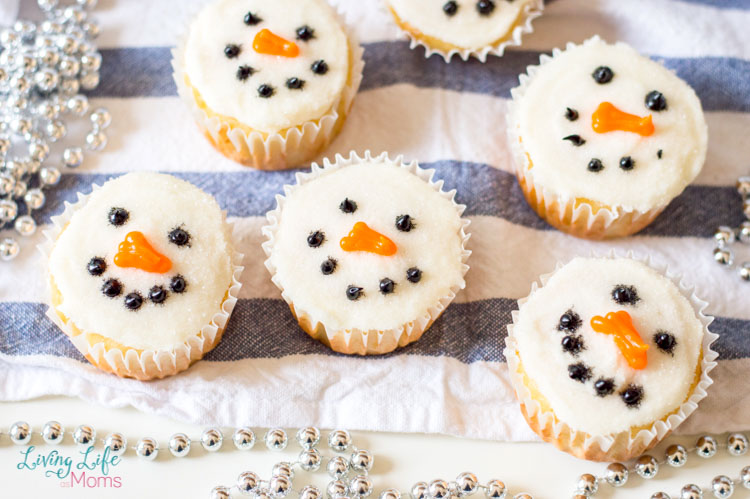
[300,486,322,499]
[168,433,190,457]
[328,480,349,499]
[135,437,158,460]
[19,54,38,74]
[0,237,20,261]
[350,475,373,498]
[428,480,450,499]
[81,52,102,72]
[62,146,84,169]
[4,159,25,180]
[26,159,41,175]
[680,484,703,499]
[744,200,750,219]
[741,466,750,489]
[232,427,255,450]
[727,433,748,456]
[740,262,750,281]
[272,462,295,479]
[269,475,292,498]
[58,56,80,78]
[10,117,32,136]
[76,0,98,9]
[576,473,598,496]
[738,176,750,198]
[81,21,100,39]
[79,71,100,90]
[104,433,127,456]
[9,421,32,445]
[513,495,531,499]
[697,435,718,458]
[264,428,288,451]
[0,29,20,47]
[0,199,18,222]
[411,482,429,499]
[713,247,733,266]
[10,74,31,94]
[237,471,260,495]
[59,77,80,96]
[201,428,223,452]
[635,455,659,479]
[29,142,50,162]
[711,476,734,499]
[328,430,352,452]
[41,421,64,444]
[350,449,374,472]
[714,226,736,246]
[62,6,88,24]
[651,494,671,499]
[40,166,61,186]
[296,426,321,449]
[72,425,96,447]
[485,480,506,499]
[67,95,89,117]
[456,472,478,496]
[13,180,27,199]
[38,0,60,12]
[666,444,688,467]
[210,486,231,499]
[35,68,60,93]
[0,174,14,196]
[36,102,58,120]
[738,222,750,244]
[8,94,28,112]
[0,136,9,155]
[56,35,79,55]
[379,491,401,499]
[46,120,66,141]
[299,448,322,472]
[85,130,107,151]
[38,47,60,67]
[327,455,350,479]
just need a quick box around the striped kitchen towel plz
[1,0,748,440]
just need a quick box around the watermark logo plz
[16,445,123,489]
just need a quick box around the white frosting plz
[513,257,704,436]
[516,38,708,211]
[388,0,534,49]
[184,0,349,133]
[268,161,466,333]
[48,173,233,351]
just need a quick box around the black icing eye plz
[568,362,592,383]
[346,285,363,301]
[594,378,615,397]
[168,228,190,247]
[406,267,422,283]
[108,207,129,227]
[561,335,584,356]
[565,107,579,121]
[379,278,395,295]
[612,285,639,305]
[87,257,106,276]
[476,0,495,15]
[320,258,337,275]
[149,286,167,304]
[101,278,122,298]
[311,60,328,75]
[296,25,314,41]
[258,84,275,98]
[286,77,305,90]
[244,12,262,25]
[395,214,414,232]
[339,198,357,214]
[563,134,585,146]
[224,44,241,59]
[443,1,458,16]
[170,275,187,294]
[587,158,604,173]
[558,310,581,332]
[621,385,643,407]
[124,292,143,311]
[645,90,667,111]
[619,156,635,171]
[307,231,325,248]
[592,66,614,84]
[657,149,663,159]
[237,65,255,82]
[654,331,677,354]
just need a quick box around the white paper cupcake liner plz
[503,250,718,462]
[39,184,244,381]
[385,0,543,63]
[261,150,472,355]
[171,4,364,170]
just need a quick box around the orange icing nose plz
[114,231,172,274]
[590,311,650,370]
[340,222,397,256]
[252,29,299,57]
[591,102,655,137]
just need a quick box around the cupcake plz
[386,0,543,62]
[504,255,717,462]
[262,151,471,355]
[507,37,708,239]
[173,0,364,170]
[43,173,242,380]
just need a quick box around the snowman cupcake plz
[262,151,471,355]
[386,0,543,62]
[507,37,708,239]
[43,173,242,380]
[505,255,717,462]
[174,0,364,170]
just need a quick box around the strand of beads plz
[713,176,750,281]
[571,433,750,499]
[409,475,531,499]
[0,0,111,263]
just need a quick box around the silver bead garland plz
[713,176,750,281]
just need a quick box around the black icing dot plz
[87,257,106,276]
[654,331,677,354]
[657,149,663,159]
[568,362,592,383]
[621,385,644,407]
[258,84,275,98]
[149,286,167,304]
[224,44,241,59]
[612,285,639,305]
[170,275,187,294]
[406,267,422,283]
[346,285,363,301]
[443,1,459,16]
[379,278,395,295]
[645,90,667,111]
[619,156,635,171]
[244,12,262,25]
[307,231,325,248]
[108,207,129,227]
[558,310,581,332]
[563,134,585,146]
[286,77,305,90]
[236,65,255,82]
[320,258,337,275]
[101,278,122,298]
[476,0,495,15]
[124,292,143,311]
[587,158,604,173]
[339,198,357,214]
[296,25,315,41]
[592,66,614,84]
[395,214,414,232]
[311,59,328,75]
[561,334,584,356]
[565,107,579,121]
[594,378,615,397]
[168,228,190,247]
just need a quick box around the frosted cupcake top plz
[48,173,234,351]
[184,0,350,133]
[266,159,468,333]
[512,257,704,435]
[513,37,707,212]
[388,0,535,50]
